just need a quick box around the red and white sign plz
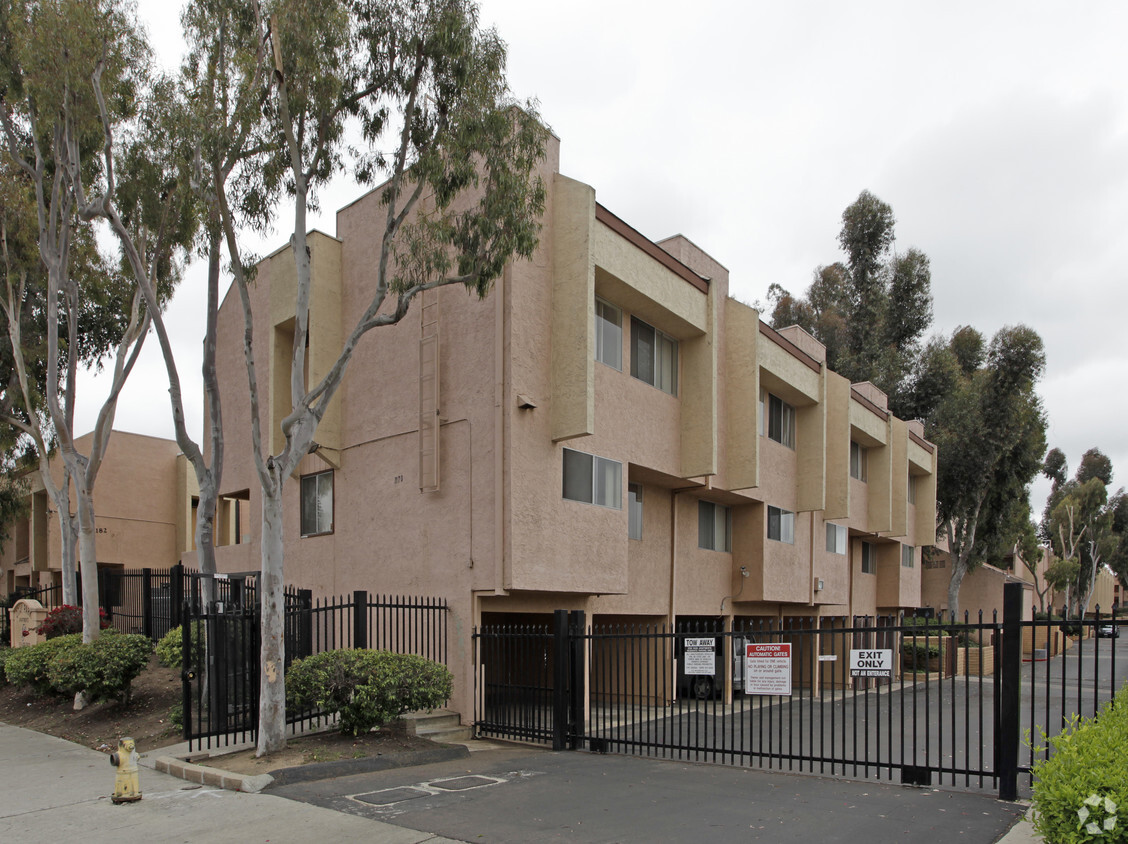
[744,643,792,696]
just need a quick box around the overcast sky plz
[76,0,1128,514]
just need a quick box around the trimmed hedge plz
[47,631,153,704]
[1032,688,1128,843]
[286,649,453,736]
[3,634,82,694]
[155,622,204,670]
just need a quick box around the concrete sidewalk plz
[0,722,463,844]
[0,721,1040,843]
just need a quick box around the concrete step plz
[400,709,469,742]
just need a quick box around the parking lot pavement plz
[268,745,1028,844]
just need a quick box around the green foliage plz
[3,634,81,694]
[46,631,152,704]
[155,622,203,669]
[901,641,941,661]
[286,649,453,736]
[1031,688,1128,843]
[0,645,11,686]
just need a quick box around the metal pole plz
[553,609,569,751]
[998,581,1023,801]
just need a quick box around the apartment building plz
[0,431,197,595]
[207,133,938,713]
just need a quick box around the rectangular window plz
[628,483,643,540]
[902,544,915,568]
[825,522,847,555]
[300,470,334,537]
[767,505,795,544]
[861,541,876,574]
[595,299,622,370]
[563,448,622,509]
[698,501,732,552]
[850,441,868,481]
[631,317,678,395]
[907,475,917,504]
[764,392,795,448]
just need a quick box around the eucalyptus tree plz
[215,0,548,754]
[0,0,152,641]
[928,325,1047,618]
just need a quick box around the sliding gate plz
[474,584,1126,799]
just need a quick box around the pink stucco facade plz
[209,134,938,717]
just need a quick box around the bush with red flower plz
[35,605,112,639]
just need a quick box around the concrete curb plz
[152,743,470,793]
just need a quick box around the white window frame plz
[595,298,622,371]
[630,316,678,396]
[300,470,334,537]
[767,505,795,544]
[902,544,915,568]
[698,501,731,552]
[562,448,622,509]
[628,483,643,540]
[850,441,868,482]
[825,522,847,555]
[764,391,795,449]
[861,541,876,574]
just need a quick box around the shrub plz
[0,646,11,687]
[901,641,941,660]
[4,634,82,694]
[286,649,453,736]
[36,605,111,639]
[155,622,204,669]
[1031,688,1128,843]
[46,631,153,704]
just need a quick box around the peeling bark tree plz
[217,0,548,755]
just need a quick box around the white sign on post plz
[744,643,792,696]
[684,637,715,675]
[849,649,893,678]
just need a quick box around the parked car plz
[1097,621,1120,639]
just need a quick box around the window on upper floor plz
[595,298,622,370]
[850,441,868,481]
[763,390,795,449]
[861,541,876,574]
[902,544,915,568]
[300,470,334,537]
[631,317,678,395]
[628,483,643,540]
[907,475,917,504]
[698,500,732,552]
[563,448,622,509]
[767,505,795,544]
[826,522,847,555]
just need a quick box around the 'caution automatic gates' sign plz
[744,643,792,696]
[849,649,893,678]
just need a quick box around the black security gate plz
[473,584,1125,800]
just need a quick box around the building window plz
[595,299,622,370]
[850,441,868,481]
[861,541,876,574]
[563,448,622,509]
[631,317,678,395]
[698,501,731,552]
[767,505,795,544]
[826,522,847,555]
[628,483,643,540]
[902,544,915,568]
[907,475,917,504]
[763,391,795,449]
[300,470,334,537]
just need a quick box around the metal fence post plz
[298,589,313,659]
[998,581,1023,801]
[169,564,184,629]
[568,610,586,750]
[141,568,153,640]
[353,590,368,649]
[553,609,570,751]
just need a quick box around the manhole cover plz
[428,776,498,791]
[354,787,430,805]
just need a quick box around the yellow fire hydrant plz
[109,737,142,803]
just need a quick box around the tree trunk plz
[256,479,286,756]
[75,490,99,643]
[947,560,967,622]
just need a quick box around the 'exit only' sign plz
[849,649,893,678]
